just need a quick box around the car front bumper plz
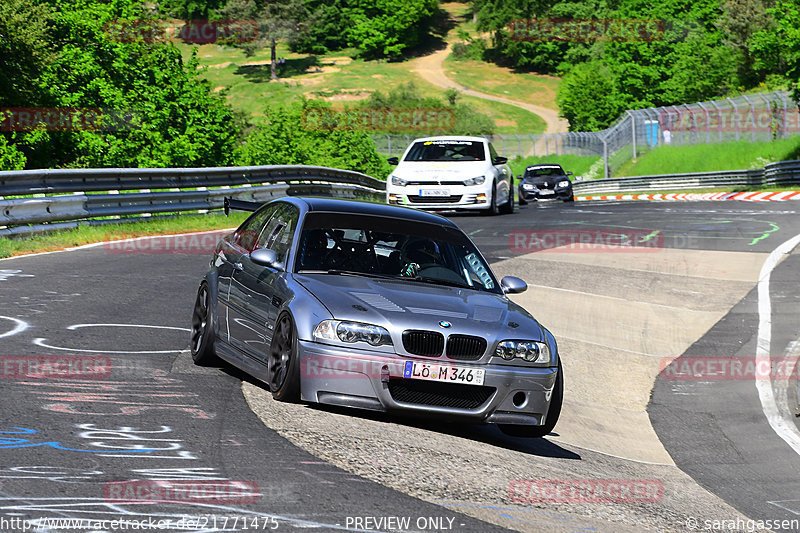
[386,185,494,210]
[297,340,558,426]
[519,186,573,201]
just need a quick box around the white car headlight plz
[390,175,408,187]
[557,180,570,188]
[495,340,549,364]
[463,176,486,186]
[314,319,392,347]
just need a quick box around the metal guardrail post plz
[626,111,636,159]
[727,98,739,142]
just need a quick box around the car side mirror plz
[493,156,508,165]
[387,156,399,165]
[501,276,527,294]
[566,171,573,176]
[251,248,284,271]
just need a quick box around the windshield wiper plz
[325,270,399,280]
[407,276,475,290]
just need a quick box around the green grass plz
[0,212,248,259]
[616,138,800,177]
[510,154,603,179]
[443,56,561,112]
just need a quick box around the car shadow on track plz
[307,403,580,460]
[216,357,580,460]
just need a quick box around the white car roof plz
[409,136,488,143]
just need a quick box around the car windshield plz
[294,212,500,293]
[526,166,565,177]
[403,140,486,162]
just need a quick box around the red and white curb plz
[576,191,800,202]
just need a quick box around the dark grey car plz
[190,197,563,437]
[518,164,575,203]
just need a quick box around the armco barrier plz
[0,165,385,235]
[572,160,800,195]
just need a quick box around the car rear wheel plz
[483,182,499,216]
[498,359,563,438]
[269,312,301,402]
[190,282,218,365]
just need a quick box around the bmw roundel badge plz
[439,321,452,328]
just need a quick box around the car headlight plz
[495,340,549,364]
[556,180,570,188]
[313,319,392,347]
[390,175,407,187]
[463,176,486,186]
[521,183,537,190]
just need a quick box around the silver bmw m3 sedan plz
[190,197,563,437]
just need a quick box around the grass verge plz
[0,212,248,259]
[617,138,800,177]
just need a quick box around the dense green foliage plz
[359,83,495,135]
[237,100,392,178]
[0,0,393,175]
[469,0,800,131]
[1,0,239,169]
[291,0,440,58]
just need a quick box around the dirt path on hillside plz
[410,43,569,135]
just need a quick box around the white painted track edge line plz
[756,233,800,456]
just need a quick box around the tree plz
[218,0,308,80]
[556,62,625,131]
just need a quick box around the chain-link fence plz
[372,91,799,179]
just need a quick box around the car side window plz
[257,204,300,264]
[235,205,277,252]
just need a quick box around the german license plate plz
[539,189,555,195]
[419,189,449,197]
[403,361,485,385]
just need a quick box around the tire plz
[498,359,563,438]
[563,195,575,203]
[499,183,514,214]
[518,189,528,206]
[483,182,499,216]
[190,282,218,365]
[268,312,301,402]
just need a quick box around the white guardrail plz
[0,165,386,236]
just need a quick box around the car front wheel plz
[499,183,514,214]
[498,359,563,438]
[190,282,218,365]
[269,312,301,402]
[483,182,499,216]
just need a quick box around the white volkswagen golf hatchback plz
[386,136,514,215]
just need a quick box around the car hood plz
[393,160,489,180]
[293,273,545,342]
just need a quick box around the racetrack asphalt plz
[1,199,799,532]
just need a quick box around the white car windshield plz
[403,140,486,162]
[295,213,499,293]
